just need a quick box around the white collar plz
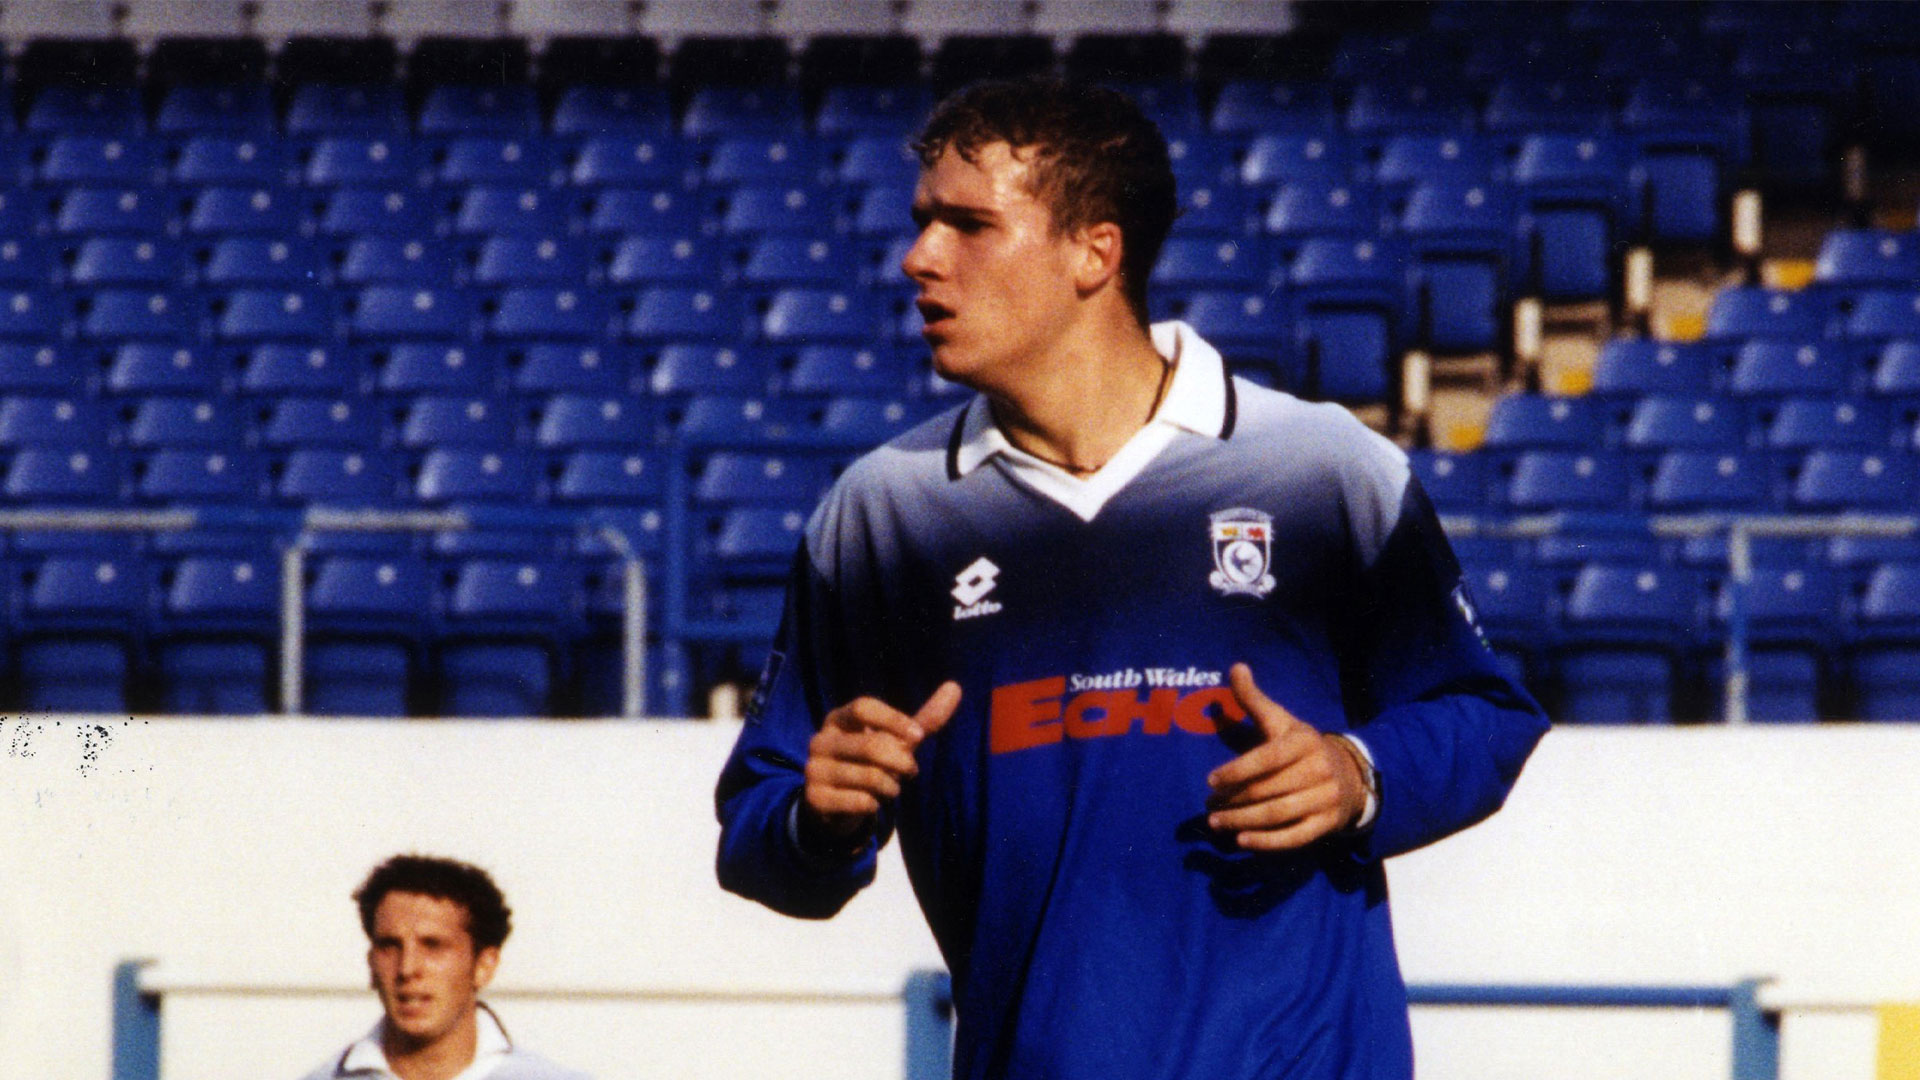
[338,1003,512,1080]
[947,321,1235,521]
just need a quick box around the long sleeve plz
[1338,471,1551,862]
[714,543,890,919]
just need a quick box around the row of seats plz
[1465,559,1920,723]
[1421,446,1920,514]
[0,548,685,716]
[1482,390,1920,451]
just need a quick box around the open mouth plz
[916,299,955,331]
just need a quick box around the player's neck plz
[382,1012,478,1080]
[990,319,1169,477]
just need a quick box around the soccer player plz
[715,77,1550,1080]
[300,855,587,1080]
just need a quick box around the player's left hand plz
[1205,663,1368,851]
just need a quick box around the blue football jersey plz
[717,324,1548,1080]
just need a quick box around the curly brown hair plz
[912,76,1177,324]
[354,854,513,951]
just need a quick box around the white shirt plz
[334,1004,512,1080]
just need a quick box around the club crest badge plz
[1209,508,1276,598]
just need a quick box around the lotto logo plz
[989,677,1246,755]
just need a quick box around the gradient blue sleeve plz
[1342,478,1551,861]
[713,543,890,918]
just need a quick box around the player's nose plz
[901,228,940,283]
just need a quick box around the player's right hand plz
[802,682,962,840]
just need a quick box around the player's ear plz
[472,946,501,991]
[1072,221,1125,297]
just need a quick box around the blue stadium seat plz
[0,190,50,238]
[4,446,127,503]
[419,85,540,136]
[1240,132,1357,186]
[374,343,502,395]
[552,86,675,136]
[436,135,562,186]
[155,85,275,136]
[837,134,922,186]
[261,396,386,448]
[173,135,291,185]
[336,236,464,285]
[186,183,305,234]
[1407,449,1490,512]
[1502,450,1635,510]
[137,448,265,503]
[202,237,325,286]
[454,185,578,236]
[510,344,630,395]
[695,451,836,506]
[1713,564,1842,722]
[682,84,805,138]
[762,289,884,344]
[1172,182,1257,238]
[713,505,810,562]
[741,235,856,287]
[721,185,842,236]
[648,344,776,397]
[605,233,727,287]
[1558,563,1707,724]
[817,85,933,138]
[399,395,519,448]
[303,554,432,716]
[785,344,914,396]
[57,186,176,235]
[286,86,408,136]
[672,395,811,445]
[585,187,708,236]
[41,135,163,185]
[303,136,422,185]
[14,552,148,712]
[570,136,695,187]
[1399,180,1515,353]
[1511,132,1630,213]
[70,237,182,287]
[350,286,481,340]
[1622,395,1750,450]
[0,396,112,446]
[0,235,54,286]
[1171,291,1294,384]
[217,289,335,341]
[125,397,244,448]
[276,449,406,506]
[1792,449,1919,510]
[1481,393,1610,451]
[0,344,87,394]
[1374,133,1502,191]
[1457,560,1559,685]
[0,289,68,340]
[239,343,364,396]
[106,344,224,395]
[1287,237,1408,402]
[1845,290,1920,341]
[80,289,205,342]
[320,185,443,236]
[533,394,656,448]
[553,450,665,505]
[627,287,750,343]
[1483,78,1615,134]
[1262,180,1386,258]
[488,287,613,340]
[1646,451,1777,510]
[156,553,278,714]
[1765,398,1890,449]
[27,86,145,134]
[1212,81,1339,134]
[1874,340,1920,402]
[1728,339,1858,397]
[1346,79,1479,135]
[815,396,938,447]
[1151,236,1278,291]
[1533,533,1666,568]
[415,448,541,504]
[472,235,591,285]
[1851,563,1920,720]
[705,135,832,186]
[438,556,581,716]
[1590,339,1719,398]
[1815,228,1920,289]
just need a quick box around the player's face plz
[366,891,498,1053]
[902,141,1086,392]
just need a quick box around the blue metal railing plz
[902,970,1779,1080]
